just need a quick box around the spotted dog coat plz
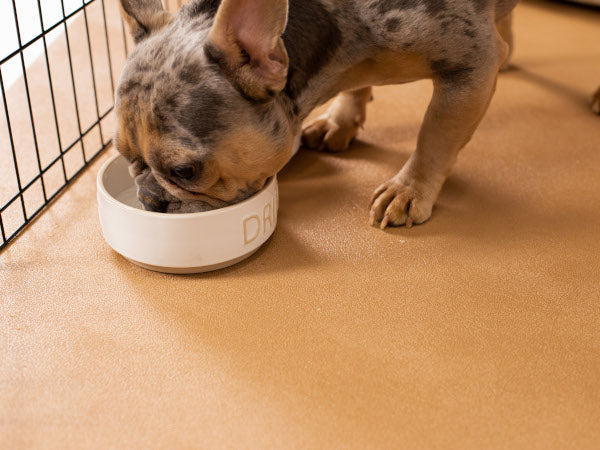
[115,0,518,227]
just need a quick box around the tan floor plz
[2,1,600,448]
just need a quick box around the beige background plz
[1,1,600,448]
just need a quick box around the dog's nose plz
[138,193,169,213]
[134,169,171,213]
[170,163,200,181]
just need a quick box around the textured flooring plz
[2,1,600,448]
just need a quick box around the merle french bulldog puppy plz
[115,0,519,227]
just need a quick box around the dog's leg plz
[371,36,508,229]
[497,13,513,72]
[302,87,373,152]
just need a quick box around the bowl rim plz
[97,153,277,220]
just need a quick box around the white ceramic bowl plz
[97,154,278,273]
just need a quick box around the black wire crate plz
[0,0,182,251]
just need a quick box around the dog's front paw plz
[302,113,360,152]
[369,176,436,229]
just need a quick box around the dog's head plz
[115,0,298,212]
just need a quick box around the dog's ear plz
[207,0,289,101]
[119,0,172,44]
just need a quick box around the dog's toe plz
[302,117,330,150]
[302,114,358,152]
[369,177,434,229]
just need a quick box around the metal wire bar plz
[0,67,28,222]
[35,0,68,185]
[0,1,96,67]
[0,108,113,214]
[0,0,130,251]
[81,1,105,150]
[1,140,111,249]
[0,211,6,243]
[120,17,129,57]
[10,0,49,206]
[60,0,88,168]
[100,0,116,99]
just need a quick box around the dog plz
[114,0,522,228]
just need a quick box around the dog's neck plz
[275,0,371,122]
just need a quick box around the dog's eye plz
[170,164,195,180]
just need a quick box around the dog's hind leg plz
[302,87,373,152]
[592,87,600,115]
[370,32,509,229]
